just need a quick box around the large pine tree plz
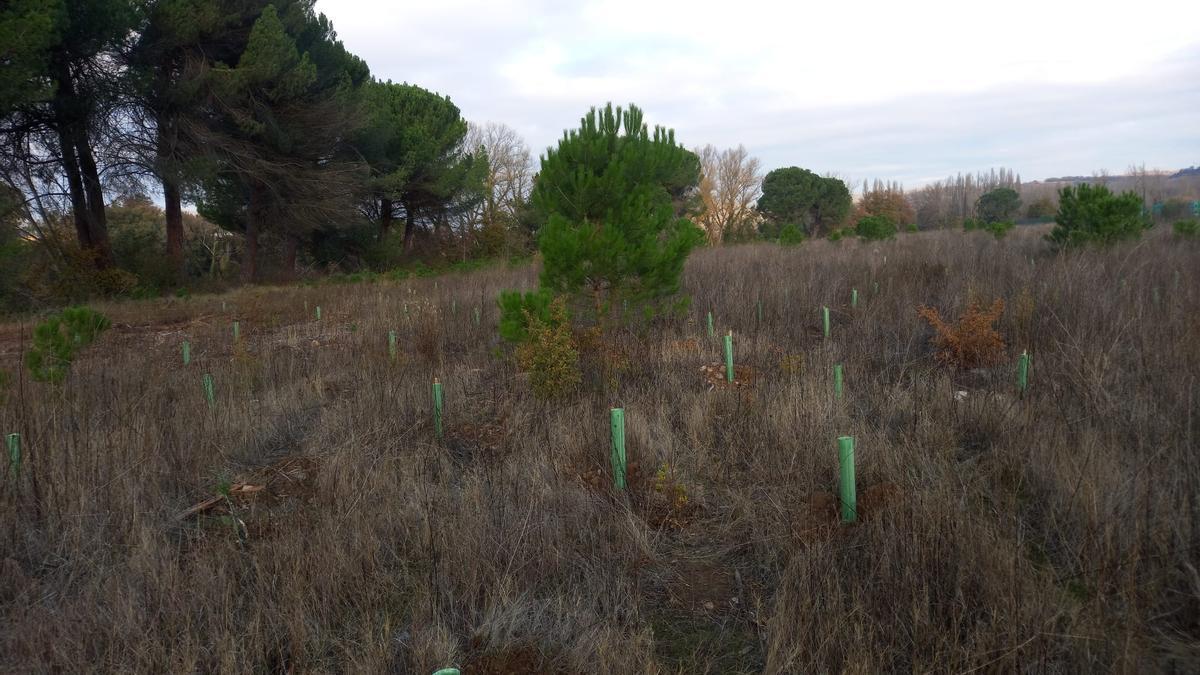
[531,103,702,319]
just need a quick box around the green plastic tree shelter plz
[316,306,322,320]
[182,341,190,366]
[7,433,19,481]
[822,306,831,338]
[202,374,215,408]
[723,331,734,382]
[432,379,444,439]
[610,408,626,490]
[706,311,714,338]
[388,331,397,360]
[232,321,240,342]
[838,436,857,523]
[1017,350,1030,393]
[851,288,858,308]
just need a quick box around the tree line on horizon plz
[2,1,1197,314]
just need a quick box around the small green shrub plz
[497,288,557,343]
[827,228,845,242]
[1173,219,1200,238]
[1048,184,1149,247]
[967,218,1014,239]
[906,223,919,232]
[515,297,581,399]
[26,306,111,383]
[984,220,1014,239]
[778,223,806,246]
[855,215,897,241]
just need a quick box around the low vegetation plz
[2,224,1197,672]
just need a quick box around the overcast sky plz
[316,0,1200,187]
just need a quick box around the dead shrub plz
[918,298,1007,369]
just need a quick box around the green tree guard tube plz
[838,435,857,523]
[202,374,215,408]
[834,364,844,399]
[851,288,858,308]
[822,306,831,339]
[1017,350,1030,392]
[388,331,397,360]
[7,433,19,482]
[473,306,481,326]
[706,311,714,338]
[757,299,763,323]
[724,331,734,382]
[232,321,240,342]
[610,408,626,490]
[182,341,190,366]
[316,306,321,320]
[432,379,444,439]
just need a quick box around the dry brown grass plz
[2,225,1199,673]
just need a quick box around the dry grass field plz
[2,225,1198,673]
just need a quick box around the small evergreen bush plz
[26,306,111,383]
[1173,219,1199,238]
[855,215,897,241]
[778,223,806,246]
[515,297,581,399]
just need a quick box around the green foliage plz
[965,217,1014,239]
[827,228,846,242]
[533,103,703,318]
[757,167,851,236]
[515,297,581,399]
[25,306,110,383]
[356,80,484,241]
[1048,184,1149,247]
[984,220,1014,239]
[855,215,897,241]
[906,223,919,233]
[975,187,1021,224]
[1173,219,1200,238]
[777,223,806,246]
[497,288,557,343]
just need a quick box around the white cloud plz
[317,0,1200,184]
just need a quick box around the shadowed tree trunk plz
[379,197,392,240]
[283,235,298,279]
[403,206,416,252]
[163,177,184,274]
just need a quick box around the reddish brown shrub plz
[918,298,1006,369]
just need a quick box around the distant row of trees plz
[2,1,1195,313]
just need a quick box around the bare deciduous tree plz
[465,121,535,230]
[694,144,762,244]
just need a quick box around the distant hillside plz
[1038,166,1198,183]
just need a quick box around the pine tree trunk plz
[73,123,112,268]
[243,219,258,283]
[243,184,262,283]
[403,206,416,252]
[283,236,298,279]
[379,197,392,240]
[163,176,184,276]
[56,124,93,252]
